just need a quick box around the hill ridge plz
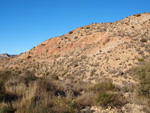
[1,12,150,85]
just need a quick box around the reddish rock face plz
[103,37,110,45]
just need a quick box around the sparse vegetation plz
[97,92,126,108]
[74,36,78,39]
[131,26,134,28]
[69,31,73,34]
[138,58,144,62]
[75,92,96,109]
[136,13,141,17]
[0,106,14,113]
[140,38,147,43]
[41,44,45,46]
[64,37,68,39]
[86,26,90,29]
[91,80,118,93]
[27,55,32,59]
[135,62,150,98]
[0,69,128,112]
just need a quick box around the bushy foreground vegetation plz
[1,60,150,113]
[130,61,150,112]
[1,61,150,112]
[0,70,128,113]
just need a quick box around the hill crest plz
[1,12,150,86]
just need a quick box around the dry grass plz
[1,67,147,112]
[90,80,118,93]
[5,76,27,96]
[96,92,127,108]
[75,92,96,109]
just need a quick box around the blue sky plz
[0,0,150,54]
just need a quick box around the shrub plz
[138,58,144,62]
[131,26,134,28]
[81,55,87,59]
[27,56,32,59]
[18,71,22,74]
[23,74,38,86]
[27,103,50,113]
[51,74,59,80]
[135,62,150,98]
[0,106,14,113]
[0,71,12,82]
[96,92,126,108]
[91,80,118,93]
[41,44,45,46]
[75,92,96,109]
[136,13,141,17]
[5,71,11,75]
[36,77,56,92]
[53,98,77,113]
[64,37,68,39]
[74,36,78,39]
[140,38,147,43]
[24,75,37,82]
[69,31,73,34]
[86,26,90,29]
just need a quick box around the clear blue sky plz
[0,0,150,54]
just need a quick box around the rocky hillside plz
[1,13,150,86]
[1,12,150,113]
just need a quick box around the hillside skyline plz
[0,0,150,54]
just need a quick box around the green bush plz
[5,71,11,75]
[0,106,14,113]
[53,98,77,113]
[28,104,49,113]
[97,92,126,108]
[91,80,118,93]
[135,62,150,98]
[138,58,144,62]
